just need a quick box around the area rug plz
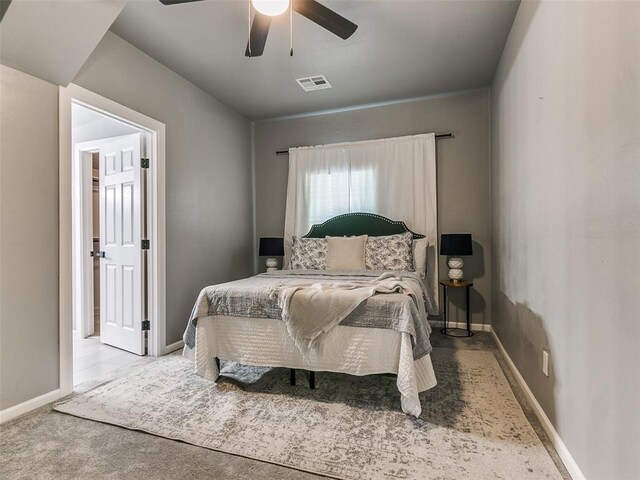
[54,348,562,480]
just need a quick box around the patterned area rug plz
[54,348,562,480]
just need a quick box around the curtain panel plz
[284,133,438,313]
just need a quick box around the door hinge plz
[142,320,150,331]
[141,239,150,250]
[141,158,150,169]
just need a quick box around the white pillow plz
[412,238,429,278]
[326,235,368,270]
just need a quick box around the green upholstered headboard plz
[303,213,425,239]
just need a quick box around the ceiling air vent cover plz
[296,75,332,92]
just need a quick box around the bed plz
[182,213,437,417]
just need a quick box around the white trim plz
[429,320,491,332]
[491,328,585,480]
[163,340,185,355]
[60,84,167,398]
[0,389,61,424]
[73,145,99,340]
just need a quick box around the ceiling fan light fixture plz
[251,0,289,17]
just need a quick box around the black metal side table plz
[440,280,474,337]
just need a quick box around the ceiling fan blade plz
[292,0,357,40]
[158,0,205,5]
[245,12,272,57]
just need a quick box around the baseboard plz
[162,340,184,355]
[0,389,61,424]
[490,328,585,480]
[429,320,491,332]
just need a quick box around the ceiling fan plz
[159,0,358,57]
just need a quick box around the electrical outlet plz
[542,350,550,377]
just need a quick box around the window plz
[306,165,377,226]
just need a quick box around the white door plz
[99,133,146,355]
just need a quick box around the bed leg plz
[290,369,296,386]
[309,371,316,390]
[215,357,220,371]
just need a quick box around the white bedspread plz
[182,270,436,416]
[183,270,433,361]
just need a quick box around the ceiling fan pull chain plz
[247,0,252,57]
[289,2,293,56]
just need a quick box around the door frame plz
[59,84,167,396]
[74,143,99,340]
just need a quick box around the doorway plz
[72,107,149,385]
[59,84,167,397]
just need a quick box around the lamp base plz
[265,257,278,272]
[447,257,464,282]
[448,273,464,283]
[448,267,464,282]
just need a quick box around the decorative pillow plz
[365,232,414,271]
[326,235,368,270]
[290,236,327,270]
[412,238,430,278]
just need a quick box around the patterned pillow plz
[365,232,414,271]
[290,236,327,270]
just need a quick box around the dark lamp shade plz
[259,237,284,256]
[440,233,473,256]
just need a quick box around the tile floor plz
[73,334,148,387]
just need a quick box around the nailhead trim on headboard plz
[303,212,425,239]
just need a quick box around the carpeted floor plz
[0,332,571,480]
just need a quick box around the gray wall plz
[254,90,492,325]
[0,0,125,86]
[0,65,59,409]
[1,31,254,409]
[73,32,254,345]
[491,1,640,478]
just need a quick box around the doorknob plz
[95,251,106,258]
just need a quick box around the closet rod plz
[275,133,453,156]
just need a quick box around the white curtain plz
[283,133,439,313]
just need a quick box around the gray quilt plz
[183,270,433,360]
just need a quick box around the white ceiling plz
[72,103,105,127]
[110,0,520,120]
[72,103,141,144]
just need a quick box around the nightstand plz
[439,280,474,337]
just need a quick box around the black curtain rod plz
[275,133,453,156]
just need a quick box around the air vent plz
[296,75,332,92]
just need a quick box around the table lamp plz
[259,237,284,271]
[440,233,473,282]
